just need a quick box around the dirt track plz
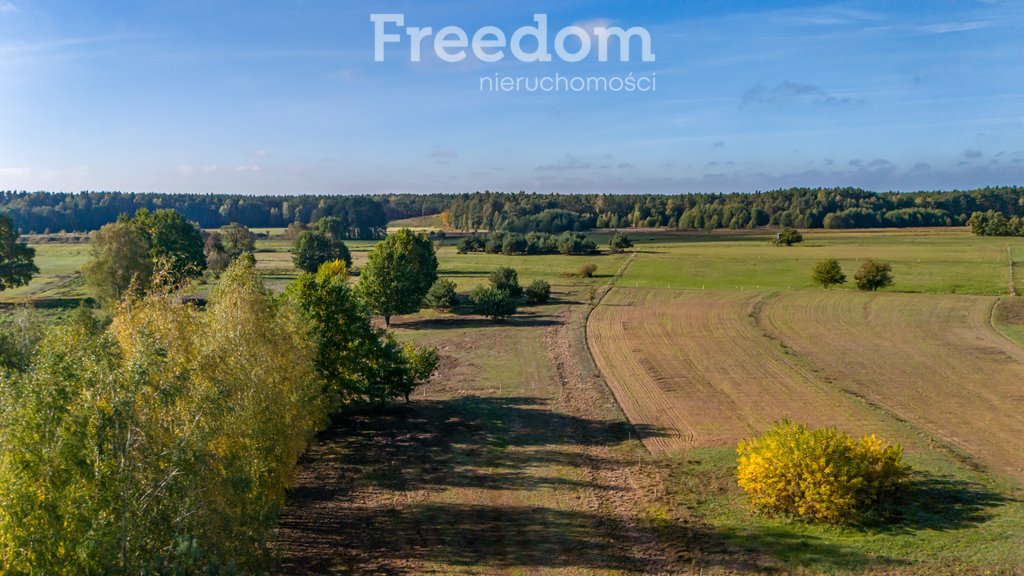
[269,297,754,574]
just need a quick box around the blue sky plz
[0,0,1021,195]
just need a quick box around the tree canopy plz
[812,259,847,289]
[357,229,438,326]
[854,260,894,291]
[0,213,38,292]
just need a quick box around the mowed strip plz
[761,291,1024,480]
[587,288,896,454]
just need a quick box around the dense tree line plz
[438,187,1024,232]
[5,187,1024,237]
[0,191,387,238]
[457,231,598,255]
[967,210,1024,237]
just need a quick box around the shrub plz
[773,227,804,246]
[524,279,552,304]
[489,266,523,298]
[854,260,894,291]
[470,285,518,320]
[578,263,598,278]
[736,420,909,524]
[812,259,847,289]
[424,278,459,311]
[608,233,634,253]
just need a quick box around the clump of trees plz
[456,231,598,256]
[0,252,440,573]
[0,213,38,292]
[812,259,847,289]
[737,420,909,524]
[288,260,437,405]
[203,222,256,273]
[608,233,634,253]
[773,228,803,246]
[967,210,1024,237]
[470,285,519,321]
[292,216,353,273]
[83,208,206,303]
[855,260,894,291]
[358,229,438,326]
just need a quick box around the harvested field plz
[587,288,904,454]
[761,291,1024,480]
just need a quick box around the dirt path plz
[269,291,749,574]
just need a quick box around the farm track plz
[761,291,1024,480]
[270,293,756,574]
[587,289,912,454]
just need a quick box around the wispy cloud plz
[918,21,992,35]
[536,155,592,171]
[742,81,862,107]
[0,1,17,14]
[430,147,458,160]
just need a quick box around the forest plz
[438,186,1024,232]
[2,187,1023,236]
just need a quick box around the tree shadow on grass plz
[874,473,1016,534]
[724,525,907,573]
[274,396,826,574]
[395,313,562,331]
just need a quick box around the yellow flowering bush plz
[736,420,909,524]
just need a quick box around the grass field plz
[618,228,1019,295]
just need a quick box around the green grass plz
[0,243,91,303]
[619,228,1018,295]
[388,214,444,230]
[666,447,1024,574]
[433,245,628,292]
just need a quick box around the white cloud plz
[918,21,992,34]
[0,2,18,14]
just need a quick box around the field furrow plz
[587,288,901,454]
[761,291,1024,479]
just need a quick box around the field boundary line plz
[1008,246,1017,297]
[570,251,652,448]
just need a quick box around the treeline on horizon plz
[439,186,1024,232]
[2,186,1022,234]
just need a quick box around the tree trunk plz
[384,315,391,327]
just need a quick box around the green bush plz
[489,266,523,298]
[854,260,894,291]
[812,259,847,289]
[737,420,909,524]
[578,263,598,278]
[424,278,459,311]
[773,227,804,246]
[524,280,552,304]
[470,285,518,320]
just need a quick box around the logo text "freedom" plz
[371,14,656,63]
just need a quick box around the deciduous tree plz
[358,229,438,326]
